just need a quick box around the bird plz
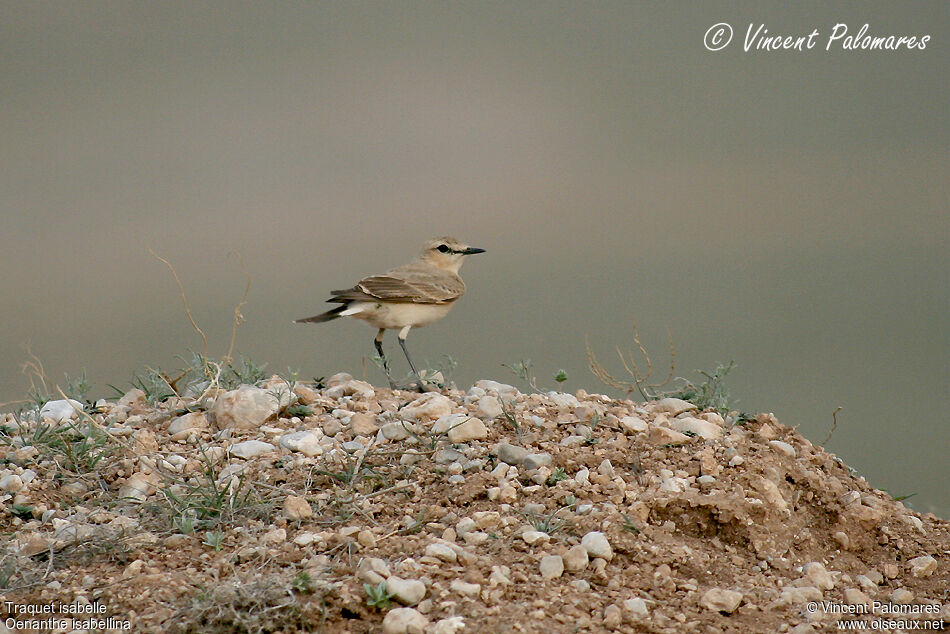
[295,236,485,391]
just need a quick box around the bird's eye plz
[436,244,450,253]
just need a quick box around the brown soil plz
[0,378,947,634]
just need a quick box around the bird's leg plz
[374,329,397,390]
[397,326,428,392]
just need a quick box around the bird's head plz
[419,237,486,273]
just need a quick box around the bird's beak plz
[462,247,486,255]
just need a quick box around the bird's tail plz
[294,305,346,324]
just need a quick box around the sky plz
[1,2,947,515]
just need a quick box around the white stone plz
[769,440,797,457]
[581,531,613,561]
[670,416,722,440]
[654,397,697,415]
[168,412,208,438]
[648,426,690,445]
[701,588,743,613]
[496,443,528,465]
[279,431,323,456]
[619,416,648,433]
[907,555,937,577]
[429,616,465,634]
[523,453,552,470]
[476,396,503,419]
[0,474,24,493]
[382,607,429,634]
[474,380,519,400]
[562,544,589,572]
[229,440,276,459]
[326,379,375,401]
[539,555,564,580]
[449,579,481,597]
[283,495,313,520]
[521,531,549,545]
[40,399,84,423]
[213,386,279,431]
[118,473,157,502]
[260,375,295,408]
[401,393,455,421]
[424,543,457,563]
[623,597,649,617]
[381,421,412,441]
[434,415,487,443]
[386,576,427,605]
[803,562,835,590]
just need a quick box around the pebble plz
[540,555,564,580]
[118,473,157,502]
[326,379,375,401]
[213,386,280,430]
[349,413,379,436]
[0,474,24,493]
[283,495,313,520]
[562,544,589,571]
[279,431,323,456]
[474,380,519,400]
[401,393,455,421]
[769,440,797,457]
[429,617,465,634]
[892,588,914,603]
[843,588,870,606]
[570,579,590,591]
[450,579,481,597]
[341,441,365,454]
[386,576,427,605]
[476,396,503,419]
[581,531,613,561]
[168,412,208,439]
[446,417,488,443]
[358,530,376,548]
[700,588,743,614]
[229,440,276,459]
[522,453,552,470]
[623,597,649,617]
[424,543,457,563]
[521,531,549,546]
[654,397,697,415]
[381,421,412,441]
[670,417,722,440]
[648,426,690,446]
[597,459,615,477]
[603,604,622,629]
[619,415,648,433]
[382,607,429,634]
[358,558,391,585]
[802,561,835,590]
[496,443,528,465]
[39,399,84,423]
[907,555,936,577]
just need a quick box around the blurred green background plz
[1,3,947,515]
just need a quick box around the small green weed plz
[364,581,393,610]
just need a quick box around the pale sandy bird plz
[295,237,485,390]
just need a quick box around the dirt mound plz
[1,375,947,633]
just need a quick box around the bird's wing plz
[329,266,464,304]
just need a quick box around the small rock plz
[292,383,320,405]
[562,544,589,572]
[386,576,427,605]
[769,440,796,457]
[341,440,365,454]
[39,399,84,423]
[670,416,722,440]
[751,476,788,512]
[496,443,528,465]
[118,473,158,502]
[833,531,851,550]
[440,416,488,443]
[619,416,647,434]
[358,557,391,584]
[322,418,343,435]
[654,397,696,415]
[358,530,376,548]
[18,534,50,557]
[475,396,503,419]
[700,588,743,614]
[381,421,412,441]
[260,375,294,408]
[450,579,481,597]
[773,586,822,608]
[283,495,313,520]
[523,453,552,470]
[907,555,937,578]
[623,597,649,617]
[883,563,900,579]
[118,388,148,413]
[326,379,375,401]
[429,616,465,634]
[213,386,280,431]
[473,511,501,529]
[842,588,870,606]
[262,527,286,544]
[603,604,622,629]
[648,426,690,446]
[597,459,615,477]
[581,531,613,561]
[279,431,323,456]
[0,474,24,493]
[540,555,564,580]
[803,562,835,590]
[401,393,455,421]
[229,440,276,459]
[424,543,457,563]
[474,380,519,400]
[382,607,429,634]
[521,531,549,546]
[892,588,914,603]
[349,413,379,436]
[168,412,209,439]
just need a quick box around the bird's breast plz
[349,301,455,330]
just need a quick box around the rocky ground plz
[0,373,947,633]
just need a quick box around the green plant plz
[363,581,394,610]
[202,530,226,551]
[546,467,568,486]
[622,514,641,535]
[1,417,117,475]
[667,361,739,415]
[10,504,34,520]
[62,371,92,403]
[160,454,257,530]
[291,571,314,593]
[500,400,522,443]
[285,403,313,418]
[503,359,541,393]
[553,369,568,385]
[523,509,564,535]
